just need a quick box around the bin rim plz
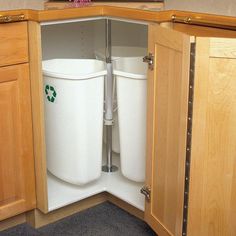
[95,46,147,61]
[42,59,107,80]
[113,69,146,80]
[43,70,107,80]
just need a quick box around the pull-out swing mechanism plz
[102,19,118,173]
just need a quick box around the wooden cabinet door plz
[187,38,236,236]
[144,24,191,236]
[0,64,36,221]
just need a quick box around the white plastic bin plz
[114,57,147,183]
[43,59,106,185]
[95,46,147,154]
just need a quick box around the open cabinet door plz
[144,24,191,236]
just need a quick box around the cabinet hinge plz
[182,42,196,236]
[143,53,154,70]
[0,14,25,23]
[140,186,151,201]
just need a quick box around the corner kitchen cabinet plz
[0,22,36,221]
[3,7,235,236]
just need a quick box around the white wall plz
[0,0,44,10]
[164,0,236,16]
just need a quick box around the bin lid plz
[113,57,147,80]
[42,59,107,80]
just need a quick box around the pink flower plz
[69,0,91,7]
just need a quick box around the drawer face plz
[0,22,28,67]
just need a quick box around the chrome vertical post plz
[102,19,118,173]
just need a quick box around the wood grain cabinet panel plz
[0,22,28,67]
[0,64,36,221]
[145,24,190,236]
[145,23,236,236]
[187,37,236,236]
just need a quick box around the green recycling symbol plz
[45,85,57,103]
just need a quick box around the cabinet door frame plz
[145,23,191,236]
[28,21,49,213]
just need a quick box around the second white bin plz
[114,57,147,183]
[43,59,106,185]
[95,46,147,154]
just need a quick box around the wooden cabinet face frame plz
[0,64,36,221]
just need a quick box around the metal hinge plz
[0,14,25,23]
[140,186,151,201]
[143,53,154,70]
[182,42,196,236]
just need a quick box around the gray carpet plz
[1,202,156,236]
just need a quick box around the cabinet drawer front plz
[0,22,28,67]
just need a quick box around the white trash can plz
[43,59,106,185]
[95,46,147,154]
[114,57,147,183]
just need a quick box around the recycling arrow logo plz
[45,85,57,103]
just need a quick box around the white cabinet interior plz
[40,18,148,212]
[41,19,147,60]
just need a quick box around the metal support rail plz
[102,19,118,173]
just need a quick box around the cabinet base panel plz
[107,194,144,221]
[0,213,26,231]
[26,193,107,229]
[26,192,144,229]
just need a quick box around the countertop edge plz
[0,6,235,29]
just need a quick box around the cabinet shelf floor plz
[47,151,145,212]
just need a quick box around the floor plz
[1,202,157,236]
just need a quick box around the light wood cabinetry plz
[0,23,36,221]
[187,38,236,236]
[145,23,236,236]
[0,7,236,236]
[26,9,236,236]
[145,24,191,236]
[0,22,28,67]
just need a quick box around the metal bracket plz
[140,185,151,201]
[172,15,192,24]
[104,119,114,126]
[0,14,25,23]
[143,53,154,70]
